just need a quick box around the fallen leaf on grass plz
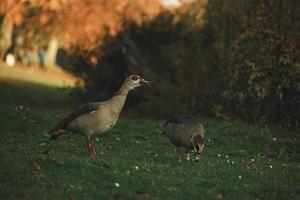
[39,143,46,146]
[51,159,64,165]
[41,130,50,137]
[134,140,141,144]
[216,193,223,199]
[155,128,163,134]
[33,161,41,170]
[30,119,43,125]
[33,172,45,180]
[69,194,76,200]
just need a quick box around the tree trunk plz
[45,37,59,68]
[0,18,14,60]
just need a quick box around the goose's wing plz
[50,102,101,133]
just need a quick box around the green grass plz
[0,81,299,200]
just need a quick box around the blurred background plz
[0,0,299,130]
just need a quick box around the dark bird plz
[50,75,149,158]
[163,115,205,162]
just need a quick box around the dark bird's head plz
[192,134,204,154]
[122,75,150,90]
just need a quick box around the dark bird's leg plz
[87,136,96,159]
[185,148,191,161]
[176,147,182,162]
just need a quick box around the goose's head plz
[122,75,150,90]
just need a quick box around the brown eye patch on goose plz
[131,75,139,81]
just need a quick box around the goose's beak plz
[140,78,150,87]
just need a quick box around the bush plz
[220,0,300,129]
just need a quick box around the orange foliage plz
[0,0,25,25]
[62,0,162,52]
[1,0,162,53]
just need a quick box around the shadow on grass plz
[0,80,77,110]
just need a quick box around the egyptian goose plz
[50,75,149,158]
[163,115,205,162]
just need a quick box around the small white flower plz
[116,137,121,141]
[154,154,158,157]
[269,165,273,169]
[115,182,120,187]
[186,154,191,161]
[217,154,221,157]
[135,166,139,170]
[231,161,235,164]
[273,138,277,141]
[238,175,242,179]
[251,158,255,162]
[225,155,229,158]
[226,159,230,163]
[95,137,99,142]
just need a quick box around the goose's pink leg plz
[87,136,96,159]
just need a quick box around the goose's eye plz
[131,75,139,81]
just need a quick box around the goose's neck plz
[114,84,130,96]
[110,86,130,114]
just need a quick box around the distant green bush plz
[216,0,300,129]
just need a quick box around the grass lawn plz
[0,71,299,199]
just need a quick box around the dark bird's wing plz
[49,102,100,133]
[165,115,198,125]
[163,115,199,135]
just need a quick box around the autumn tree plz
[61,0,161,56]
[1,0,161,66]
[0,0,24,59]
